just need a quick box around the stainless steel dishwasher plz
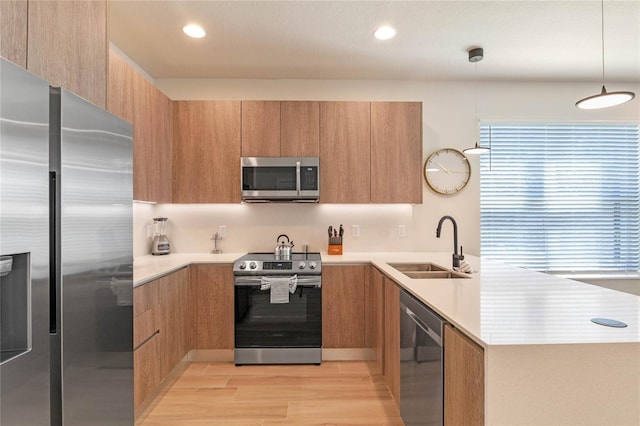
[400,289,445,426]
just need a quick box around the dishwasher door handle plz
[403,304,442,346]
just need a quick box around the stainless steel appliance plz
[400,289,445,426]
[274,234,294,260]
[151,217,171,255]
[0,58,133,426]
[241,157,320,202]
[233,252,322,365]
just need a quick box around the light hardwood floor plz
[137,361,404,425]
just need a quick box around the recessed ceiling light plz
[374,26,396,40]
[183,24,206,39]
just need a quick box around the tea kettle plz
[274,234,294,260]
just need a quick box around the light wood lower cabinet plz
[383,277,400,405]
[444,324,485,426]
[365,266,385,375]
[192,265,234,349]
[322,265,366,348]
[133,280,161,410]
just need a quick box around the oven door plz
[234,275,322,349]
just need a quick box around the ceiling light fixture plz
[183,24,206,39]
[576,0,635,109]
[463,47,490,155]
[374,26,396,40]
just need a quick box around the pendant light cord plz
[601,0,605,83]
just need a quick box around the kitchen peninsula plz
[134,252,640,426]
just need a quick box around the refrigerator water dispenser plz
[0,253,31,364]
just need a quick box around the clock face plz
[424,149,471,195]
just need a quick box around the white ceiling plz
[109,0,640,83]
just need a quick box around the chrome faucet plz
[436,215,464,269]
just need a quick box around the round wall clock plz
[424,148,471,194]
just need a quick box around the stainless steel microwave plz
[241,157,320,202]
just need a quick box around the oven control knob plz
[249,261,257,270]
[309,261,317,270]
[298,262,306,270]
[239,262,247,270]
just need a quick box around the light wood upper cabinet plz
[320,102,371,203]
[241,101,320,157]
[192,265,234,349]
[173,101,241,203]
[148,87,172,203]
[107,48,134,124]
[281,101,320,157]
[241,101,281,157]
[0,0,27,67]
[108,50,171,202]
[444,324,485,426]
[371,102,423,203]
[322,265,366,348]
[27,0,107,108]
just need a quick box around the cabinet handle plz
[296,161,301,195]
[403,304,442,346]
[134,329,160,351]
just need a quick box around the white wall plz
[134,78,639,293]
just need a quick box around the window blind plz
[479,123,640,273]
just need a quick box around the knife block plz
[328,244,343,255]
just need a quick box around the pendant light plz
[576,0,635,109]
[463,47,490,155]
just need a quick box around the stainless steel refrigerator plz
[0,57,134,425]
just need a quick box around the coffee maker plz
[151,217,171,255]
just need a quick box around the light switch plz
[352,225,360,238]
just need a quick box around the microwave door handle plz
[296,161,301,196]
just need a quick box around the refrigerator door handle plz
[49,171,58,334]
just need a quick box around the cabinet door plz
[319,102,371,203]
[371,102,423,203]
[241,101,280,157]
[107,48,135,124]
[192,265,234,349]
[0,0,27,67]
[133,333,160,410]
[322,265,366,348]
[383,277,400,404]
[133,281,161,410]
[365,266,385,376]
[132,72,153,201]
[148,87,172,203]
[444,324,484,426]
[281,101,319,157]
[27,0,107,108]
[173,101,241,203]
[158,268,192,377]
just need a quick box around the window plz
[480,123,640,274]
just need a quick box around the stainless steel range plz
[233,252,322,365]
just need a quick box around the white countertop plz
[134,251,640,347]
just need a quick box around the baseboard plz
[322,348,373,361]
[187,349,234,362]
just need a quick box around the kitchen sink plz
[387,262,449,272]
[387,262,471,279]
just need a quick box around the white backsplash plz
[134,202,423,256]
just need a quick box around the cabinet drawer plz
[134,305,160,349]
[134,282,159,316]
[134,332,161,409]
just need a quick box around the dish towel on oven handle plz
[260,275,298,304]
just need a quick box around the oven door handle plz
[234,276,322,288]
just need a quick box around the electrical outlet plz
[146,225,153,238]
[218,225,227,238]
[352,224,360,238]
[398,225,406,238]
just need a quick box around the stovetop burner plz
[233,252,322,275]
